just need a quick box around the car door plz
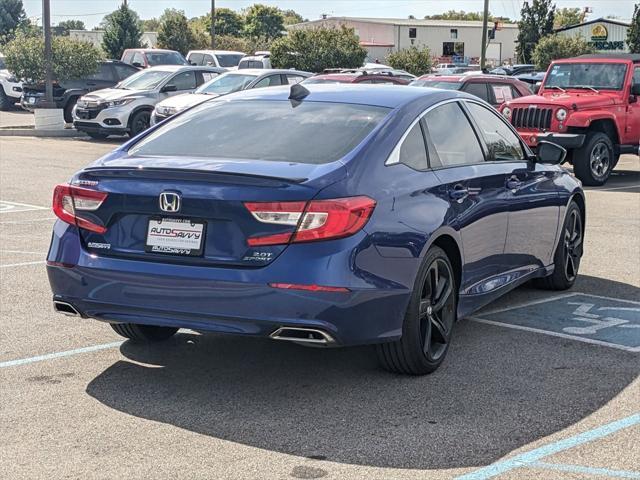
[422,100,511,294]
[465,100,560,274]
[252,74,283,89]
[626,66,640,145]
[164,70,198,98]
[85,63,116,91]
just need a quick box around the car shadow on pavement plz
[86,276,639,470]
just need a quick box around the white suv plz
[186,50,246,69]
[0,54,23,110]
[73,65,225,139]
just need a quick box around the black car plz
[489,64,536,76]
[21,60,139,122]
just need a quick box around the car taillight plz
[52,184,108,234]
[244,196,376,246]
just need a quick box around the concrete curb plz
[0,128,88,138]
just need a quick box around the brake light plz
[52,184,108,234]
[245,196,375,246]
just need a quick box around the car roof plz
[188,50,246,55]
[125,48,180,53]
[226,68,310,76]
[417,74,521,82]
[145,65,225,73]
[575,53,640,62]
[218,83,465,109]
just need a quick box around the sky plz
[22,0,636,28]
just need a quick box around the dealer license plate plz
[145,217,205,256]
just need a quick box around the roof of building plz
[554,17,631,32]
[290,16,519,28]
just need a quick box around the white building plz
[70,30,158,52]
[289,17,520,65]
[555,18,631,53]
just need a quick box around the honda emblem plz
[159,192,181,212]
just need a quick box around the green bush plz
[270,26,366,72]
[532,34,595,70]
[4,33,103,83]
[386,47,432,77]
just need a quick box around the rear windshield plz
[304,77,351,84]
[216,54,244,68]
[545,62,628,90]
[129,100,390,164]
[146,52,187,66]
[410,80,462,90]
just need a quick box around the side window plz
[462,82,490,102]
[122,51,133,63]
[203,54,215,66]
[188,53,203,65]
[200,71,219,84]
[423,102,484,168]
[286,75,305,85]
[510,85,523,99]
[634,67,640,85]
[491,84,514,104]
[466,102,524,161]
[398,123,428,170]
[132,52,145,66]
[114,64,137,80]
[253,75,282,88]
[170,71,197,90]
[87,64,113,81]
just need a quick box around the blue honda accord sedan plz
[47,84,585,374]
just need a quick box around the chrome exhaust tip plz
[53,301,80,317]
[270,327,335,345]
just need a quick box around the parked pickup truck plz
[500,54,640,185]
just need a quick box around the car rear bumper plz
[519,132,586,149]
[47,223,412,346]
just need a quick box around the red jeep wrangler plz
[501,54,640,185]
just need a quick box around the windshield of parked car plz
[215,54,245,68]
[410,79,462,89]
[129,100,391,164]
[545,63,628,90]
[117,69,172,90]
[195,73,258,95]
[146,52,188,66]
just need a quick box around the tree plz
[157,9,196,55]
[55,19,85,36]
[4,33,103,83]
[628,4,640,54]
[516,0,555,64]
[271,26,366,72]
[281,9,305,26]
[101,3,142,59]
[243,4,284,41]
[554,8,586,28]
[141,18,160,32]
[387,47,432,76]
[424,10,512,22]
[216,8,245,36]
[0,0,26,44]
[532,34,595,70]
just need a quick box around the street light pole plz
[210,0,216,49]
[480,0,490,71]
[42,0,54,107]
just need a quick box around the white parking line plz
[0,341,123,368]
[0,217,54,224]
[0,250,47,255]
[0,200,48,214]
[0,260,46,268]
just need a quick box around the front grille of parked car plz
[511,106,553,130]
[75,105,107,120]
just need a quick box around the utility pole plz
[480,0,490,71]
[210,0,216,49]
[42,0,54,107]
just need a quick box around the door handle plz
[86,82,97,86]
[449,184,469,202]
[506,176,522,190]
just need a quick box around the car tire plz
[86,132,108,140]
[110,323,178,343]
[535,201,583,290]
[573,132,614,186]
[376,246,457,375]
[63,97,78,123]
[0,86,12,111]
[128,110,151,137]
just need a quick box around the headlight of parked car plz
[502,107,511,119]
[156,105,178,116]
[555,108,567,121]
[103,98,136,108]
[7,75,18,83]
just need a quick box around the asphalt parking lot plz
[0,136,638,479]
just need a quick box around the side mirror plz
[161,84,177,93]
[533,83,541,94]
[631,83,640,95]
[132,61,142,68]
[536,141,566,164]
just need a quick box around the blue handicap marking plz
[475,294,640,351]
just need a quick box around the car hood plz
[155,93,217,111]
[506,91,620,110]
[81,88,152,102]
